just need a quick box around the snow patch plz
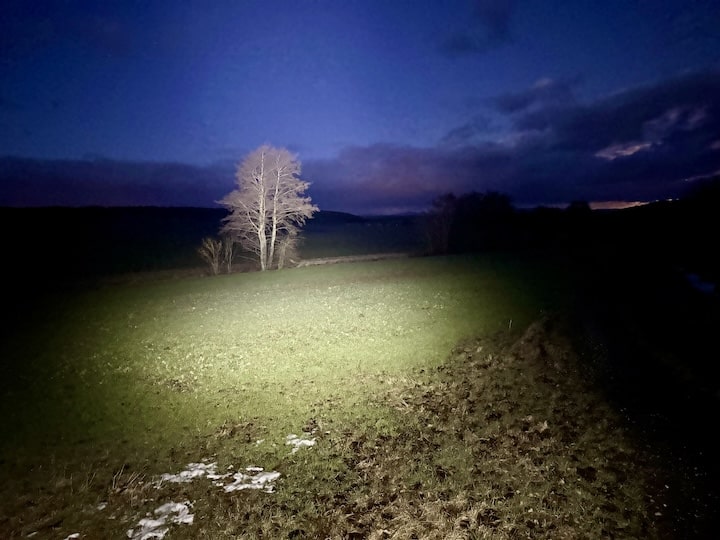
[157,461,280,492]
[74,428,314,539]
[285,433,316,453]
[159,461,224,484]
[127,501,193,540]
[224,469,281,493]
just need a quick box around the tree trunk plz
[268,168,281,269]
[257,154,268,270]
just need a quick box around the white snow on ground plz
[285,433,316,453]
[224,468,281,493]
[127,501,193,540]
[57,431,314,538]
[157,461,281,492]
[158,461,225,484]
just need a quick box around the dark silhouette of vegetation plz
[423,193,456,254]
[423,191,515,254]
[685,174,720,205]
[565,200,592,216]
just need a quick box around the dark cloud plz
[306,69,720,212]
[0,157,233,207]
[440,0,516,56]
[304,143,518,214]
[2,70,718,214]
[514,70,720,153]
[493,77,580,114]
[440,115,495,146]
[657,0,720,59]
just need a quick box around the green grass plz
[300,219,425,259]
[0,254,678,538]
[2,255,555,452]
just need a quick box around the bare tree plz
[276,228,300,270]
[198,235,236,275]
[221,235,235,273]
[198,237,223,275]
[220,145,318,270]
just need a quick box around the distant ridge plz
[308,210,367,224]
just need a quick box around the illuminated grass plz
[3,255,557,449]
[5,257,656,538]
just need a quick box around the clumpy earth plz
[313,315,680,539]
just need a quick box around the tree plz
[198,235,235,275]
[424,193,457,254]
[198,236,222,275]
[219,145,318,270]
[423,191,515,253]
[451,191,514,251]
[221,235,236,273]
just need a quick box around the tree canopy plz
[219,145,318,270]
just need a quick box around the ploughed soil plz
[317,313,719,540]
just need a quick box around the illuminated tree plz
[198,235,235,275]
[198,236,222,275]
[219,145,318,270]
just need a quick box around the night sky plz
[1,0,719,214]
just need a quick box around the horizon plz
[0,198,658,216]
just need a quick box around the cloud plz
[304,143,519,214]
[440,0,516,56]
[0,157,234,207]
[493,77,580,114]
[440,115,495,146]
[513,70,720,153]
[594,142,653,161]
[305,69,720,213]
[3,70,718,215]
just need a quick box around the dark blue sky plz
[1,0,719,214]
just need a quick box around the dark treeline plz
[0,206,226,284]
[1,177,717,289]
[423,190,599,255]
[424,191,516,254]
[422,179,719,284]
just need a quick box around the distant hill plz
[306,210,367,225]
[0,206,228,282]
[0,207,415,284]
[3,198,714,287]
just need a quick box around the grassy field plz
[0,252,714,538]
